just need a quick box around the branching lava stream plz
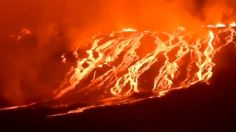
[1,23,236,117]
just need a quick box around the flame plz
[229,22,236,27]
[207,22,236,28]
[9,28,32,40]
[0,102,36,111]
[122,28,137,32]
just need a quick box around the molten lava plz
[1,23,235,117]
[47,23,235,116]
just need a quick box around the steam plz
[0,0,235,106]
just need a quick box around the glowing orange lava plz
[1,23,235,117]
[48,23,235,116]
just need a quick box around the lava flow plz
[49,23,235,116]
[1,24,236,117]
